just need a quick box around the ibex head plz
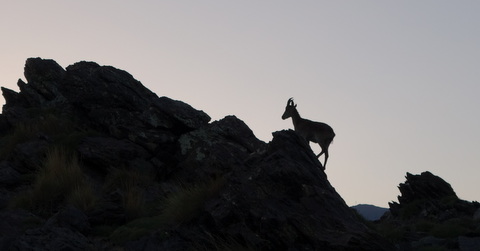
[282,97,297,120]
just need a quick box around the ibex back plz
[282,98,335,169]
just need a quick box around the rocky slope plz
[0,58,392,250]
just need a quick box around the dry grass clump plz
[10,147,96,214]
[162,177,225,224]
[161,178,225,224]
[103,168,154,220]
[109,177,226,244]
[36,147,84,193]
[68,183,98,212]
[123,186,146,220]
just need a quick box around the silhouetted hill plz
[0,58,393,250]
[352,204,388,221]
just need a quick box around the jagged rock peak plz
[387,171,480,221]
[24,57,66,83]
[397,171,457,204]
[1,57,210,139]
[388,171,458,216]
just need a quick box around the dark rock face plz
[176,115,266,182]
[0,58,392,250]
[77,136,151,173]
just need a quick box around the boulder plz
[459,236,480,251]
[0,209,43,250]
[8,226,96,251]
[0,162,21,187]
[45,205,90,234]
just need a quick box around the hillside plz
[0,58,392,250]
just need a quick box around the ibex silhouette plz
[282,98,335,169]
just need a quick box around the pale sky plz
[1,1,479,207]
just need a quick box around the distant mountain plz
[352,204,388,221]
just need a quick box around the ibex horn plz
[288,97,294,106]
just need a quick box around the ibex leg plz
[316,150,324,158]
[317,143,329,169]
[324,149,329,168]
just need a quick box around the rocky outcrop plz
[380,172,480,250]
[0,58,392,250]
[2,58,210,149]
[394,171,457,205]
[388,171,479,220]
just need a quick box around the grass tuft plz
[10,146,96,215]
[161,177,225,224]
[103,168,153,220]
[109,177,226,244]
[124,185,146,221]
[68,183,98,212]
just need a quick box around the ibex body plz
[282,98,335,168]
